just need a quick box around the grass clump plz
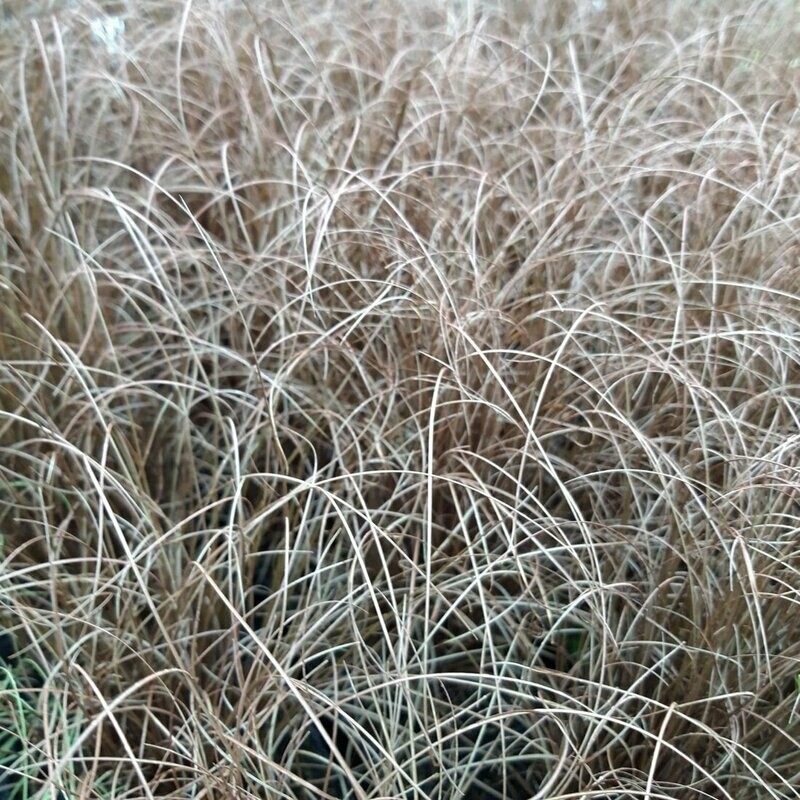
[1,0,800,798]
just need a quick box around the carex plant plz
[1,1,800,799]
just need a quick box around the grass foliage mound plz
[1,1,800,798]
